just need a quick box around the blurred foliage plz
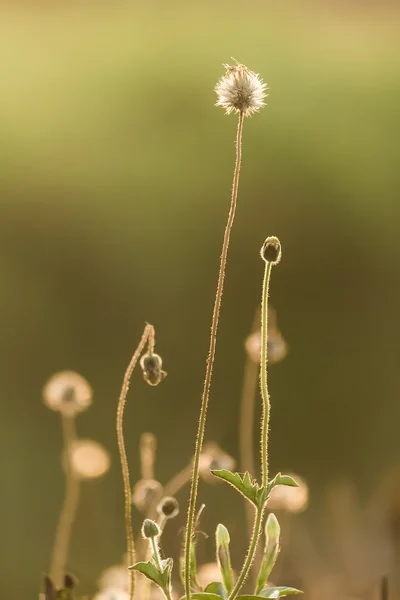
[0,1,399,597]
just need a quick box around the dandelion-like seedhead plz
[132,478,163,512]
[215,61,268,117]
[43,370,92,416]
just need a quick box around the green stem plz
[151,537,173,600]
[260,261,272,488]
[227,507,263,600]
[184,111,245,600]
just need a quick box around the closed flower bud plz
[157,496,179,520]
[265,513,280,541]
[140,352,167,387]
[261,237,281,265]
[142,518,160,539]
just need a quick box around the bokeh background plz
[1,1,399,598]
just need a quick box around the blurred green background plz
[1,1,399,597]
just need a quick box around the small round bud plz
[68,439,110,479]
[132,479,163,512]
[139,352,167,387]
[43,371,92,417]
[157,496,179,520]
[265,513,280,541]
[261,236,281,265]
[141,518,160,538]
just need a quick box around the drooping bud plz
[139,352,167,387]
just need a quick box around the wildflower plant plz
[41,61,305,600]
[125,62,302,600]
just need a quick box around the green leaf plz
[211,470,259,505]
[129,561,164,589]
[259,586,303,597]
[205,582,227,598]
[269,473,299,488]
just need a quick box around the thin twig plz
[50,414,80,589]
[184,111,245,600]
[116,323,155,600]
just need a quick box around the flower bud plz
[43,371,92,416]
[261,237,281,265]
[140,353,167,387]
[215,524,233,594]
[265,513,280,541]
[141,518,160,539]
[157,496,179,520]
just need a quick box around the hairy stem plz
[50,414,80,588]
[228,506,264,600]
[260,261,272,488]
[116,323,155,600]
[184,111,245,600]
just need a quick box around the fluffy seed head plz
[43,370,92,416]
[157,496,179,519]
[199,442,236,483]
[215,61,268,117]
[68,439,111,479]
[261,236,282,265]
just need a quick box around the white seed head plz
[131,478,163,512]
[215,61,268,117]
[98,565,130,592]
[68,439,111,479]
[268,472,309,513]
[43,370,92,416]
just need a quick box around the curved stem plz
[50,414,80,589]
[228,507,263,600]
[184,111,245,600]
[260,261,272,488]
[116,323,155,600]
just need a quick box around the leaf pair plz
[130,558,173,595]
[211,470,298,508]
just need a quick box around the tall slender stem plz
[260,261,272,488]
[116,323,155,600]
[227,507,263,600]
[184,111,245,600]
[50,414,80,589]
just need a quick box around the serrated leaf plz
[211,470,259,505]
[269,473,299,488]
[259,585,303,597]
[129,561,164,589]
[205,581,227,598]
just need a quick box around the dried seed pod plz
[43,371,92,416]
[157,496,179,520]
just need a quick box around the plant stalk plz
[184,111,245,600]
